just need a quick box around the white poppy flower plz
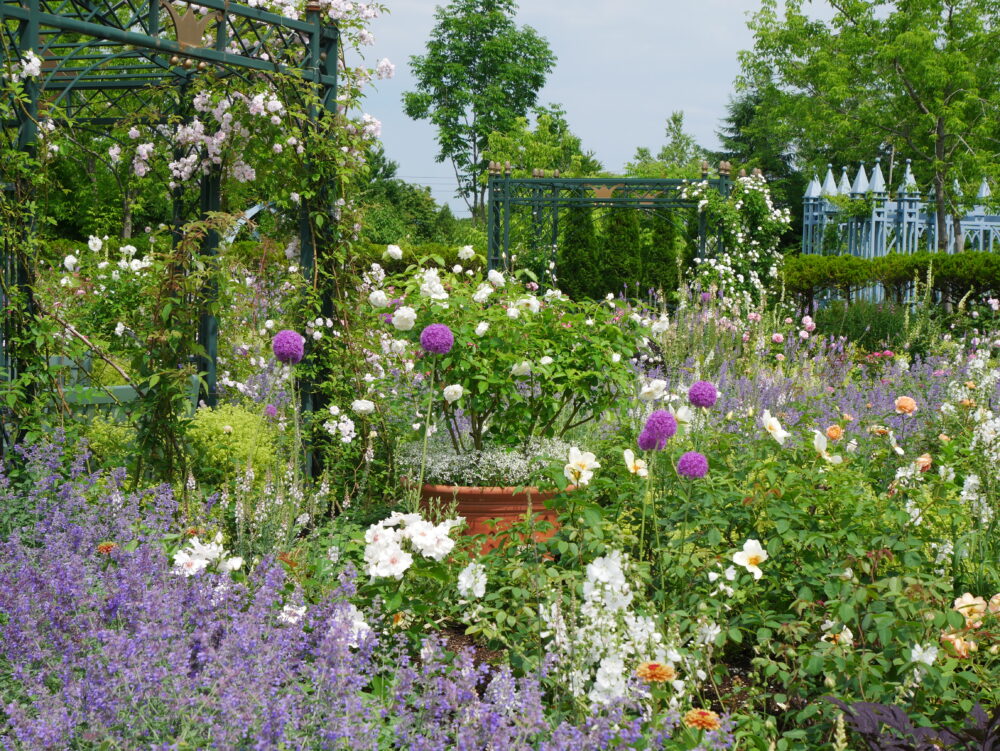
[63,254,78,272]
[623,449,648,477]
[762,410,790,445]
[732,539,768,580]
[812,431,843,464]
[564,446,600,486]
[88,235,103,252]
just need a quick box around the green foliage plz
[742,0,1000,250]
[81,414,137,468]
[187,403,278,489]
[403,0,556,218]
[483,105,602,178]
[626,111,707,178]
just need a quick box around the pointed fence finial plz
[869,158,886,194]
[821,164,838,195]
[837,167,851,195]
[851,163,869,194]
[805,174,821,199]
[900,159,917,193]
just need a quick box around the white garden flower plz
[732,539,768,580]
[511,360,532,377]
[516,296,541,313]
[352,399,375,415]
[386,244,403,260]
[507,306,520,319]
[487,269,505,288]
[443,384,463,403]
[63,254,78,272]
[368,289,389,308]
[762,410,790,445]
[638,378,667,402]
[457,562,487,598]
[88,235,103,252]
[475,321,489,337]
[812,430,843,465]
[565,446,600,486]
[219,556,243,572]
[674,405,694,425]
[278,603,306,625]
[911,643,938,666]
[472,284,493,303]
[623,449,648,477]
[114,322,126,337]
[539,356,554,366]
[392,306,417,331]
[458,245,475,260]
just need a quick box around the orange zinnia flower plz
[683,708,722,731]
[96,541,117,555]
[636,661,676,683]
[825,425,843,441]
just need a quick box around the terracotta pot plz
[420,483,570,554]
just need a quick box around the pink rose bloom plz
[805,322,816,332]
[799,330,809,340]
[742,332,750,342]
[784,317,793,324]
[776,353,785,361]
[747,312,762,323]
[772,333,784,344]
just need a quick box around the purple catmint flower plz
[643,410,677,444]
[419,323,454,355]
[688,380,718,408]
[677,451,709,479]
[272,329,304,364]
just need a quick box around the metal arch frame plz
[1,0,339,435]
[485,162,733,272]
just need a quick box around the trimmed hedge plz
[784,251,1000,308]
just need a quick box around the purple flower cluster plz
[271,329,304,364]
[638,410,676,451]
[0,442,713,750]
[419,323,454,355]
[676,451,709,479]
[688,380,718,408]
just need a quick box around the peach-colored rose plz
[989,593,1000,615]
[826,425,844,441]
[941,630,978,658]
[894,396,917,414]
[915,453,932,473]
[939,434,951,443]
[954,592,988,628]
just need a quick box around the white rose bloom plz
[443,384,464,403]
[516,296,541,313]
[458,245,475,260]
[487,269,505,288]
[264,319,275,330]
[368,289,389,308]
[732,539,768,580]
[539,356,553,366]
[219,556,243,572]
[386,244,403,260]
[63,254,78,272]
[87,235,103,252]
[761,410,790,445]
[472,284,493,304]
[543,288,564,301]
[507,306,520,319]
[352,399,375,415]
[511,360,532,377]
[392,306,417,331]
[475,321,489,337]
[457,562,487,598]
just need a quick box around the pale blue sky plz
[359,0,781,214]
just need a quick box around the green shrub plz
[187,404,279,488]
[81,414,137,468]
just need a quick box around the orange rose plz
[915,453,932,472]
[826,425,844,441]
[960,398,977,408]
[96,541,117,555]
[636,661,677,683]
[842,413,855,422]
[683,708,722,731]
[894,396,917,415]
[964,381,977,389]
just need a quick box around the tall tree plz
[403,0,556,221]
[484,104,602,177]
[626,111,708,178]
[742,0,1000,250]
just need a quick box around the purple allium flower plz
[643,410,677,443]
[419,323,454,355]
[637,429,661,451]
[688,380,718,408]
[272,329,304,364]
[264,404,278,418]
[677,451,709,479]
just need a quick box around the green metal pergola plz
[485,160,736,271]
[1,0,339,450]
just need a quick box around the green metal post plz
[198,168,221,406]
[501,166,512,269]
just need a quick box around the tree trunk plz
[934,116,948,252]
